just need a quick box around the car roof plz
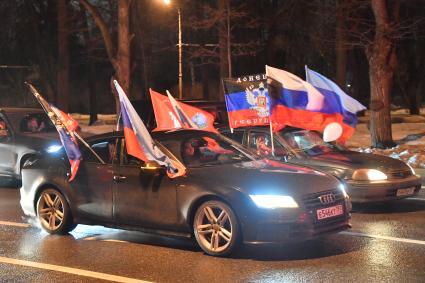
[0,107,43,114]
[85,129,216,143]
[219,125,304,133]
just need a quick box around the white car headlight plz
[46,145,62,153]
[352,169,387,181]
[249,195,299,208]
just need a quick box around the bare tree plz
[79,0,130,114]
[57,0,69,112]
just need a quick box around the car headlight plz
[249,195,299,208]
[352,169,387,181]
[46,145,63,153]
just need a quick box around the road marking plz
[0,256,152,283]
[342,231,425,245]
[0,221,30,228]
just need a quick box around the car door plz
[0,115,16,176]
[72,138,115,222]
[113,138,179,231]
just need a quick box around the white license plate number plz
[316,205,343,220]
[396,187,415,197]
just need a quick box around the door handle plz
[113,175,127,182]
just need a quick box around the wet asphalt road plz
[1,186,425,283]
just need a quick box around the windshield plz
[178,132,256,167]
[279,129,342,157]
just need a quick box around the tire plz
[36,188,76,234]
[193,200,240,257]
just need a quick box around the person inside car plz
[0,118,7,137]
[255,134,272,156]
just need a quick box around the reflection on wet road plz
[1,187,425,282]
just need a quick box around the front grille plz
[302,189,345,210]
[385,169,412,179]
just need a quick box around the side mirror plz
[140,161,165,172]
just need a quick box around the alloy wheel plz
[194,201,238,255]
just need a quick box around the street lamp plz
[162,0,183,99]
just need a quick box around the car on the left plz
[0,108,59,182]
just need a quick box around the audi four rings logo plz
[319,193,336,204]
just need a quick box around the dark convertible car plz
[0,108,59,182]
[20,129,351,256]
[221,126,422,203]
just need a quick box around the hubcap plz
[195,204,233,253]
[38,191,64,231]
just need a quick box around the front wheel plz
[193,200,240,256]
[36,188,76,234]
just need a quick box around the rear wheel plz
[36,188,76,234]
[193,200,240,256]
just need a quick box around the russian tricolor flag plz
[114,81,186,178]
[266,65,362,142]
[305,66,366,129]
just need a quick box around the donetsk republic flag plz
[223,74,270,129]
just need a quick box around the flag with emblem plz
[26,83,82,181]
[222,74,270,129]
[150,89,217,133]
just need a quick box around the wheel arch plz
[33,182,71,215]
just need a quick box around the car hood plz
[293,150,410,173]
[189,160,341,198]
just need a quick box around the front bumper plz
[242,199,351,245]
[346,174,422,203]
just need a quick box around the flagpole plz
[304,65,309,81]
[26,82,106,164]
[269,119,275,157]
[221,79,234,133]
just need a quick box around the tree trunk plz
[79,0,130,115]
[335,0,347,90]
[116,0,130,95]
[218,0,229,99]
[57,0,69,112]
[366,0,398,148]
[79,2,98,124]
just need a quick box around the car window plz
[248,131,289,157]
[20,113,56,133]
[221,130,244,144]
[180,135,249,167]
[85,139,119,164]
[279,130,338,156]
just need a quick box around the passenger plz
[27,117,39,132]
[0,119,7,136]
[182,139,202,166]
[256,135,272,156]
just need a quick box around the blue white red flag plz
[222,74,270,128]
[114,81,186,178]
[26,83,82,181]
[305,66,366,129]
[266,65,355,142]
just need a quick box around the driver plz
[255,135,272,156]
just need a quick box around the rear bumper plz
[346,175,422,203]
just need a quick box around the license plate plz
[396,187,415,197]
[316,204,343,220]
